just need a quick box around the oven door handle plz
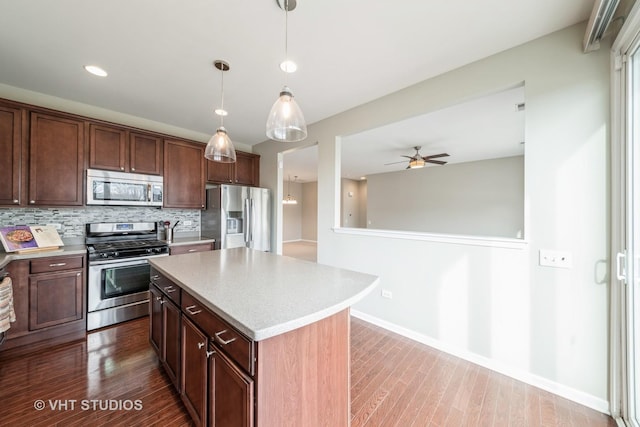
[88,254,169,267]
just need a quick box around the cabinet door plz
[29,270,83,330]
[130,132,163,175]
[234,152,260,187]
[210,346,254,427]
[29,112,84,206]
[164,298,182,391]
[207,160,234,184]
[149,285,163,355]
[0,105,24,206]
[181,316,208,427]
[164,139,205,209]
[89,123,127,172]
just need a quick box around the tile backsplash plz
[0,207,200,238]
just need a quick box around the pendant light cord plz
[220,66,225,127]
[284,0,289,85]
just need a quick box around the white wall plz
[366,156,524,238]
[254,22,610,411]
[340,178,363,228]
[301,182,318,241]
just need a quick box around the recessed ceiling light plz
[280,60,297,73]
[214,108,228,116]
[84,65,108,77]
[360,176,367,180]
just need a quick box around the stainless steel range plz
[86,222,169,330]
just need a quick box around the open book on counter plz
[0,225,64,253]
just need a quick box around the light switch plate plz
[539,249,572,269]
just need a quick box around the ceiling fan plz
[384,146,450,169]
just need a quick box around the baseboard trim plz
[350,310,610,415]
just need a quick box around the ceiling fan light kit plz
[205,60,237,163]
[385,146,450,170]
[266,0,308,143]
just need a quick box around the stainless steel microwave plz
[86,169,163,207]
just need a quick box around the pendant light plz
[266,0,307,143]
[205,60,237,163]
[283,175,298,205]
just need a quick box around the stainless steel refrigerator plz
[201,185,271,251]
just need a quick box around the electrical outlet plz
[381,289,393,299]
[183,220,192,226]
[539,249,572,269]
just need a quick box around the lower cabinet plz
[0,255,86,358]
[209,343,254,427]
[181,316,209,426]
[149,283,181,391]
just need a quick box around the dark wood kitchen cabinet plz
[181,316,209,426]
[89,123,163,175]
[0,254,86,359]
[149,283,181,390]
[164,139,205,209]
[0,104,26,206]
[209,345,254,427]
[207,151,260,187]
[29,112,85,206]
[169,242,214,256]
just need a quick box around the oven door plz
[88,256,165,312]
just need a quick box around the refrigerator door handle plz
[244,199,250,244]
[249,199,255,244]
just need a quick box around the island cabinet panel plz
[209,345,254,427]
[0,104,25,206]
[29,112,85,206]
[181,315,209,427]
[255,309,351,427]
[149,280,182,391]
[164,139,205,209]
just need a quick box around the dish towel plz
[0,276,15,334]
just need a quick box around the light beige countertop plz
[149,248,379,341]
[0,245,87,269]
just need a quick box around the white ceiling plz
[0,0,593,180]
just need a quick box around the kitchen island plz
[148,248,378,427]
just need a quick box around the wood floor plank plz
[0,315,616,427]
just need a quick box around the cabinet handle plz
[49,262,67,267]
[131,167,136,171]
[198,342,205,349]
[30,200,35,204]
[214,330,236,345]
[13,199,18,204]
[185,305,202,315]
[206,350,215,358]
[155,296,162,301]
[151,275,159,280]
[164,285,176,293]
[188,249,197,252]
[120,167,125,170]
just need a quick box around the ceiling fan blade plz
[401,155,414,159]
[423,153,449,160]
[426,159,448,165]
[384,160,407,165]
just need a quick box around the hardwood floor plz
[0,316,614,426]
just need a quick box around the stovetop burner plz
[86,222,169,262]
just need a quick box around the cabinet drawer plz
[169,242,213,256]
[150,267,181,306]
[30,255,84,274]
[182,292,254,375]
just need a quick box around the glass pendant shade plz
[204,127,236,163]
[266,86,307,142]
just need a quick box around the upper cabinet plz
[164,139,205,209]
[29,112,85,206]
[207,151,260,187]
[89,123,163,175]
[0,104,25,206]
